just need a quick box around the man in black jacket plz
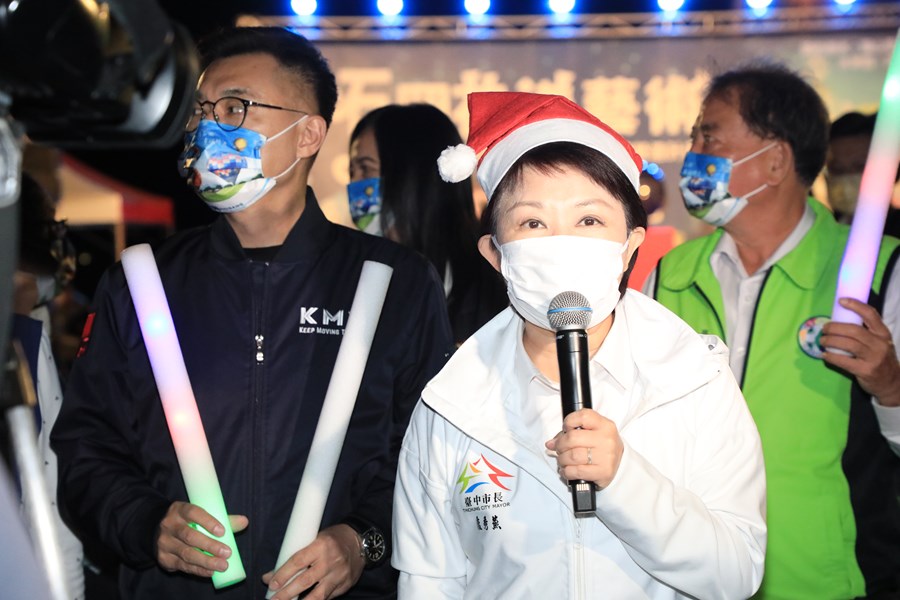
[51,27,454,600]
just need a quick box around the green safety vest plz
[654,199,900,600]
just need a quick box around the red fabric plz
[629,226,680,291]
[465,92,642,173]
[63,155,174,227]
[76,312,96,358]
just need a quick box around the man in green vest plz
[645,63,900,600]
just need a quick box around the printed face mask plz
[348,177,383,235]
[178,115,308,213]
[679,142,776,226]
[497,235,629,330]
[826,173,862,216]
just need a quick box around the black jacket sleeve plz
[50,268,172,568]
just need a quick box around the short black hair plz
[830,111,876,140]
[199,27,338,127]
[707,61,828,187]
[483,142,647,293]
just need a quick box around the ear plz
[295,115,328,160]
[624,227,646,269]
[478,234,501,273]
[765,140,793,187]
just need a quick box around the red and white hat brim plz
[477,118,641,201]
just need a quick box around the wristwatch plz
[346,521,387,568]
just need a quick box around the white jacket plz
[393,291,766,599]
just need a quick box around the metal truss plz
[236,4,900,42]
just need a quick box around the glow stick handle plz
[832,28,900,325]
[121,244,246,589]
[267,261,393,598]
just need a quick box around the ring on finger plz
[587,447,593,465]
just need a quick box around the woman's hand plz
[545,409,623,489]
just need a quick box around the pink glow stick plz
[121,244,245,589]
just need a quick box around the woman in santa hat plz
[392,91,766,600]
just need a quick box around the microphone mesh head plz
[547,291,592,330]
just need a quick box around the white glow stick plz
[267,260,393,598]
[832,28,900,325]
[121,244,245,589]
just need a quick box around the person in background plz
[52,27,453,600]
[826,111,900,238]
[348,103,508,344]
[627,163,683,290]
[647,62,900,599]
[393,91,766,599]
[9,173,83,599]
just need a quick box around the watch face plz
[362,529,386,564]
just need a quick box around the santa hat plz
[438,91,642,201]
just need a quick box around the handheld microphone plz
[548,291,596,516]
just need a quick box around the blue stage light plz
[465,0,490,16]
[290,0,316,16]
[658,0,685,11]
[835,0,855,4]
[377,0,404,16]
[746,0,773,9]
[549,0,575,15]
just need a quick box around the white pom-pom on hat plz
[437,144,478,183]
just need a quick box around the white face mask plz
[497,235,629,330]
[35,274,57,306]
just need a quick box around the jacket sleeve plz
[393,403,466,598]
[873,257,900,456]
[342,260,454,559]
[50,268,172,568]
[595,358,767,600]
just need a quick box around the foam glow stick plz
[121,244,245,589]
[832,28,900,325]
[267,261,393,599]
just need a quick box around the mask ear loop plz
[267,114,311,180]
[732,141,777,167]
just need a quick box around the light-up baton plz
[832,28,900,325]
[267,260,393,598]
[121,244,246,589]
[4,341,70,600]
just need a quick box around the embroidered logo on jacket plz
[457,454,514,532]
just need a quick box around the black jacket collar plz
[210,187,335,263]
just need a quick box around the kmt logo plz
[299,307,346,326]
[298,306,348,335]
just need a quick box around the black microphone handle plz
[556,328,596,515]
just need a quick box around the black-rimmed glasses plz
[186,96,308,132]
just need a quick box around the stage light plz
[377,0,403,16]
[290,0,316,16]
[834,0,855,4]
[465,0,490,15]
[658,0,685,11]
[746,0,773,9]
[549,0,575,15]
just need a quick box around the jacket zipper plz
[249,260,269,595]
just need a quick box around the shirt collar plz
[514,302,633,394]
[711,202,815,278]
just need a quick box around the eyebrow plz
[505,200,544,213]
[575,197,616,209]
